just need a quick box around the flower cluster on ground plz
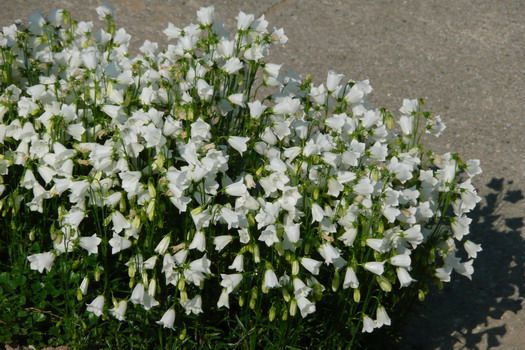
[0,5,482,348]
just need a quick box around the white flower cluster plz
[0,6,481,332]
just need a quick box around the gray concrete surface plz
[2,1,524,349]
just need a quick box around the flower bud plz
[376,275,392,292]
[148,179,156,198]
[269,305,276,322]
[190,206,203,217]
[154,235,170,255]
[142,271,148,286]
[148,279,156,296]
[289,299,297,317]
[291,260,299,276]
[353,288,361,303]
[247,213,256,227]
[128,261,136,278]
[252,245,260,263]
[153,153,165,171]
[180,290,188,304]
[186,109,194,122]
[371,168,380,182]
[119,196,126,213]
[282,288,291,302]
[282,307,288,321]
[147,200,155,221]
[179,327,187,341]
[132,215,141,229]
[79,276,89,295]
[95,266,102,282]
[238,295,245,307]
[177,277,186,291]
[313,187,319,201]
[331,269,340,292]
[418,289,426,302]
[249,288,258,310]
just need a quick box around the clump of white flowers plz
[0,5,482,340]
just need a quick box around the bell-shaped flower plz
[190,118,211,141]
[279,187,301,212]
[27,251,55,273]
[366,238,389,253]
[363,261,385,276]
[154,235,171,255]
[236,11,254,30]
[214,235,233,252]
[292,278,311,298]
[182,294,203,315]
[345,79,372,104]
[296,296,316,318]
[119,171,142,198]
[403,225,424,248]
[300,257,322,276]
[375,305,391,327]
[327,178,343,197]
[396,267,415,287]
[400,98,418,115]
[354,177,374,196]
[343,266,359,289]
[248,100,267,119]
[143,256,158,270]
[189,254,212,275]
[228,254,244,272]
[271,27,288,44]
[156,308,176,329]
[311,203,325,223]
[189,231,206,252]
[217,289,230,309]
[399,115,413,135]
[326,70,344,92]
[466,159,482,178]
[263,269,280,289]
[37,165,55,185]
[96,5,113,20]
[222,57,243,74]
[196,79,213,101]
[451,215,471,240]
[338,228,357,247]
[273,96,300,115]
[196,6,214,25]
[220,273,243,293]
[86,295,105,317]
[227,136,249,155]
[284,223,300,243]
[228,93,245,107]
[389,254,411,268]
[164,22,181,40]
[130,283,145,305]
[109,233,132,254]
[111,211,130,234]
[110,300,128,321]
[362,315,375,333]
[258,225,279,247]
[453,259,475,280]
[318,243,341,265]
[79,234,102,255]
[463,240,482,259]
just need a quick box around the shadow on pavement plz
[397,178,525,350]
